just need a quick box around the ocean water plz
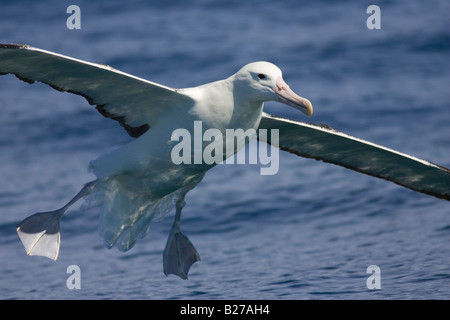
[0,0,449,300]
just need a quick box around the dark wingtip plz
[0,43,150,139]
[0,43,31,49]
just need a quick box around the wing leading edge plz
[259,113,450,200]
[0,44,193,138]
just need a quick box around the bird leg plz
[163,198,200,279]
[16,180,98,260]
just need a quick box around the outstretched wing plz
[0,44,193,138]
[258,113,450,200]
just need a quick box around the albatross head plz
[233,61,313,116]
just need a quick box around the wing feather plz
[0,44,193,138]
[258,113,450,200]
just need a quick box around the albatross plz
[1,44,449,279]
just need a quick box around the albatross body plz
[0,44,448,279]
[85,61,312,278]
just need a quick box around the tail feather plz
[85,176,176,251]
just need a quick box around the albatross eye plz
[258,74,266,80]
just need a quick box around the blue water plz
[1,0,449,300]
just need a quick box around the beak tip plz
[274,77,313,116]
[304,99,313,117]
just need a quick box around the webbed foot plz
[16,180,98,260]
[162,198,200,279]
[163,226,200,279]
[16,210,64,260]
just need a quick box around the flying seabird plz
[1,44,449,279]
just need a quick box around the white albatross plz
[1,44,449,279]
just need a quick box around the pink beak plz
[274,77,313,116]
